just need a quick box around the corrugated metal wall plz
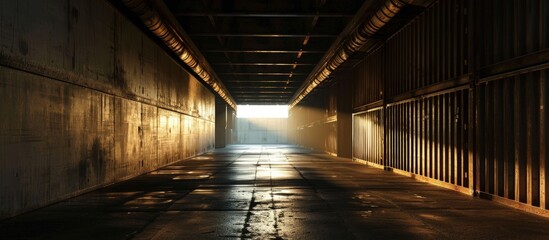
[354,48,384,108]
[476,0,549,68]
[476,73,548,208]
[351,0,549,215]
[384,0,468,100]
[474,0,549,210]
[385,88,470,188]
[353,109,383,166]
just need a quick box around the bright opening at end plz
[237,105,288,118]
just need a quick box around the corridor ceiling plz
[160,0,430,105]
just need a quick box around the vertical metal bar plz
[371,113,373,163]
[372,112,376,163]
[447,93,452,183]
[439,94,448,182]
[400,104,403,170]
[468,87,475,190]
[526,73,534,205]
[488,83,495,194]
[365,113,369,161]
[446,93,451,183]
[542,70,547,209]
[429,97,437,179]
[449,92,454,184]
[413,19,418,90]
[394,105,398,169]
[421,98,425,176]
[463,0,469,74]
[519,75,527,203]
[357,115,360,160]
[402,30,406,94]
[451,92,457,184]
[388,106,398,167]
[436,95,441,180]
[354,115,358,160]
[392,106,396,168]
[458,0,463,74]
[451,0,457,77]
[399,104,403,170]
[432,97,436,179]
[401,104,404,171]
[532,72,541,207]
[396,35,401,96]
[373,112,376,164]
[387,107,391,167]
[382,108,386,168]
[376,112,379,165]
[361,114,365,161]
[526,73,533,205]
[503,78,511,199]
[406,103,410,172]
[378,110,382,166]
[400,104,404,171]
[379,111,383,165]
[515,77,524,203]
[413,100,417,174]
[423,10,433,86]
[435,2,441,84]
[418,99,423,175]
[495,80,505,197]
[426,98,430,178]
[478,85,486,192]
[409,101,412,172]
[525,72,539,206]
[457,91,463,186]
[467,1,478,188]
[442,0,448,81]
[420,12,425,89]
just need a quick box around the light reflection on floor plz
[2,144,549,239]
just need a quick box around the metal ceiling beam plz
[175,12,354,18]
[218,72,307,76]
[228,86,298,89]
[235,101,289,104]
[223,81,300,83]
[235,95,292,98]
[190,33,338,38]
[232,91,294,94]
[201,50,325,53]
[211,63,316,66]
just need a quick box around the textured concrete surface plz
[2,145,549,239]
[0,0,214,219]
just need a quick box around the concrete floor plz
[2,145,549,240]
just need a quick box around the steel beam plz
[201,50,325,53]
[175,12,354,18]
[190,33,338,38]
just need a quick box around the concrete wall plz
[236,118,287,144]
[0,0,215,219]
[215,98,235,148]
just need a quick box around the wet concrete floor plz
[2,144,549,239]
